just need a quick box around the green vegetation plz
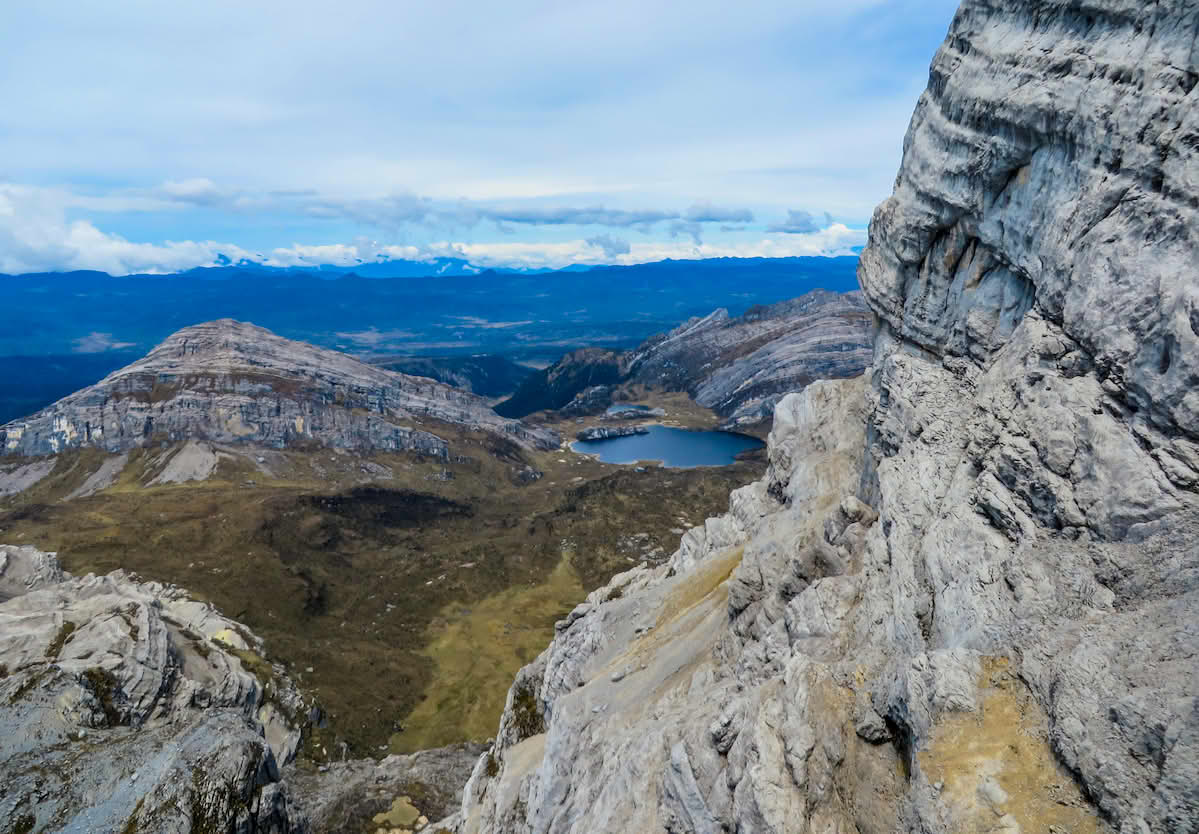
[81,667,123,726]
[510,681,546,741]
[391,554,580,753]
[11,813,35,834]
[0,392,765,758]
[45,620,77,659]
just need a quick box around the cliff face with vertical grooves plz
[451,2,1198,833]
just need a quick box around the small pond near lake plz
[572,424,764,468]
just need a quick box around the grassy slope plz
[0,395,764,759]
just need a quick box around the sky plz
[0,0,961,274]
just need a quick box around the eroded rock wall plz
[453,1,1198,832]
[0,544,315,832]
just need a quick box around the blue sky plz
[0,0,960,274]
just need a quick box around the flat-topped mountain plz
[0,319,558,459]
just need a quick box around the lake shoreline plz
[570,423,765,469]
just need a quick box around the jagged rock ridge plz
[0,319,558,459]
[0,544,485,833]
[451,2,1198,832]
[495,289,872,427]
[626,289,872,426]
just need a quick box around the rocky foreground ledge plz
[0,544,308,832]
[0,545,480,833]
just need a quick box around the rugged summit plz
[495,290,872,427]
[452,2,1198,833]
[626,290,871,427]
[0,319,557,459]
[493,349,627,419]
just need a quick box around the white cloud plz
[1,1,958,223]
[0,183,863,274]
[0,184,254,274]
[419,225,865,270]
[72,332,136,353]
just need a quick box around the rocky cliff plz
[626,290,872,427]
[494,290,872,427]
[0,319,557,459]
[0,544,309,832]
[451,2,1198,832]
[0,544,486,833]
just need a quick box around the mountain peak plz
[2,320,557,457]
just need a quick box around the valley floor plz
[0,391,765,761]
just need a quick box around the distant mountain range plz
[0,256,859,422]
[0,256,859,357]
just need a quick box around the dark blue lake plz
[572,425,764,468]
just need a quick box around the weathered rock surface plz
[455,2,1198,833]
[494,291,871,426]
[0,319,557,459]
[288,742,486,833]
[0,543,312,833]
[626,290,872,427]
[575,425,650,442]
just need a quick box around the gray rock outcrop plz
[626,290,872,427]
[0,319,558,459]
[495,290,871,426]
[575,426,650,442]
[455,2,1198,832]
[0,544,311,833]
[288,742,486,833]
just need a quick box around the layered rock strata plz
[453,1,1199,832]
[626,290,872,427]
[0,319,558,459]
[497,290,872,427]
[0,544,310,832]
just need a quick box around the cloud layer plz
[0,1,957,272]
[0,183,865,274]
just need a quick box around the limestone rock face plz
[0,319,558,459]
[0,544,312,833]
[456,2,1198,832]
[495,290,871,426]
[575,425,649,441]
[288,742,486,833]
[627,290,872,427]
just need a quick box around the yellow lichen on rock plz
[372,795,421,829]
[655,544,743,630]
[917,658,1107,833]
